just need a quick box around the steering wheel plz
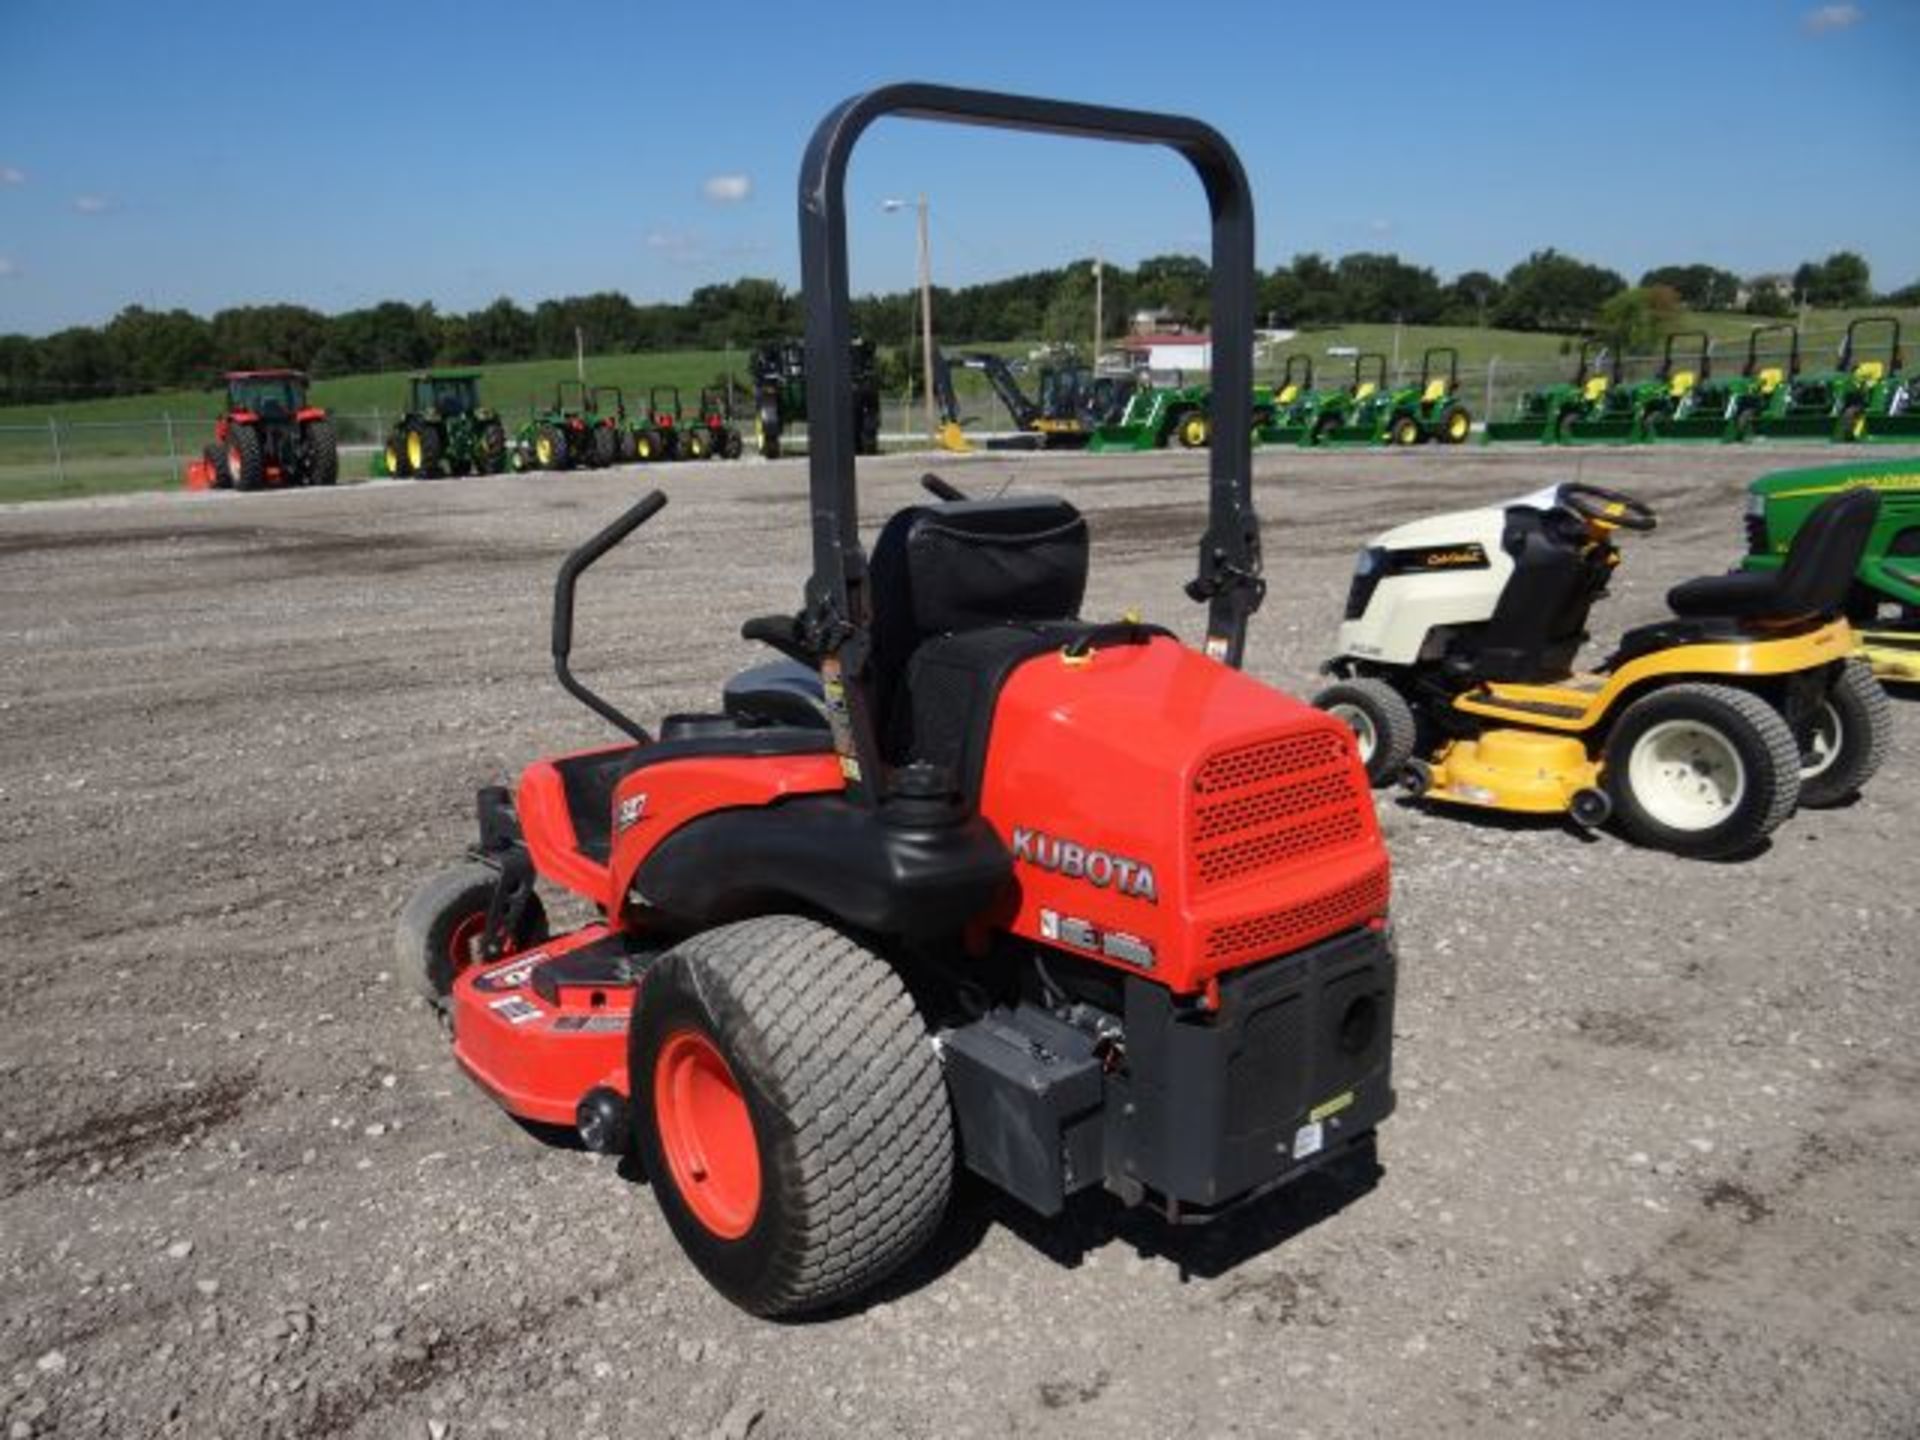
[1558,482,1656,532]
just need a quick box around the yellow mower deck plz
[1424,619,1854,813]
[1858,627,1920,685]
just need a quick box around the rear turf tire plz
[1796,660,1891,809]
[1439,405,1471,444]
[722,429,743,460]
[630,915,953,1318]
[226,425,264,491]
[592,424,619,468]
[1603,683,1800,859]
[396,862,549,1013]
[476,420,508,474]
[203,443,232,489]
[407,421,443,479]
[1390,415,1421,447]
[535,424,570,471]
[684,427,711,460]
[304,417,339,486]
[384,433,411,478]
[1314,678,1418,787]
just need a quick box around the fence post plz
[1485,357,1498,420]
[47,417,63,487]
[163,412,179,480]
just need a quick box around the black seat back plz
[1774,487,1879,617]
[867,496,1089,758]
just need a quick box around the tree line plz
[2,249,1911,406]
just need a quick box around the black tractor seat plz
[723,660,829,729]
[1608,488,1879,668]
[553,724,832,864]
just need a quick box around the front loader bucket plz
[937,420,975,453]
[1865,413,1920,440]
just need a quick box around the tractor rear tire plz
[1603,683,1800,859]
[758,416,782,460]
[304,418,339,486]
[629,915,954,1318]
[722,428,743,460]
[396,862,549,1014]
[1389,415,1421,447]
[634,430,658,462]
[616,429,638,464]
[476,420,508,474]
[384,433,411,478]
[1177,412,1210,449]
[1439,405,1471,444]
[227,425,264,491]
[1314,678,1418,788]
[535,424,570,471]
[407,421,444,479]
[203,444,231,489]
[1796,660,1891,809]
[684,427,712,461]
[592,424,619,468]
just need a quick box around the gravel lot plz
[3,442,1917,1440]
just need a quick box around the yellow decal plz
[1310,1091,1355,1123]
[1769,472,1920,501]
[1424,548,1484,567]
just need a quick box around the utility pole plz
[1093,251,1103,370]
[916,195,935,439]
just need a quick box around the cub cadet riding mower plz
[381,371,508,478]
[400,84,1396,1319]
[183,370,338,491]
[1744,458,1920,684]
[1315,481,1890,857]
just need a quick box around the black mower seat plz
[722,660,828,730]
[1665,488,1878,622]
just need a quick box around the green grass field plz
[3,307,1914,504]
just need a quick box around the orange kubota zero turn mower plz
[399,85,1396,1317]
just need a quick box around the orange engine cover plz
[976,636,1388,995]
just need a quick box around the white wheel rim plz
[1799,700,1842,780]
[1627,719,1746,831]
[1328,703,1378,764]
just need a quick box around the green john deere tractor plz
[1482,341,1614,443]
[688,389,745,460]
[1743,457,1920,683]
[1378,347,1473,446]
[1630,331,1713,442]
[381,371,508,478]
[1302,353,1390,446]
[636,386,706,461]
[1754,317,1910,443]
[1255,355,1328,445]
[589,387,640,464]
[512,381,609,472]
[1086,378,1211,451]
[749,339,881,459]
[1653,324,1796,443]
[1553,336,1704,444]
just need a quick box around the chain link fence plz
[0,325,1894,502]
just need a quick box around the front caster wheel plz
[395,861,548,1012]
[1796,659,1891,809]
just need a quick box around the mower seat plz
[723,659,827,730]
[1665,488,1878,622]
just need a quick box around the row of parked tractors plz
[1483,317,1919,446]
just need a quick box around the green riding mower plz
[512,381,609,472]
[1481,340,1614,444]
[1754,317,1910,443]
[1653,324,1797,443]
[381,371,509,478]
[1745,457,1920,683]
[1379,347,1472,446]
[1087,379,1212,451]
[1303,353,1391,446]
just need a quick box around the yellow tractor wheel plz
[1391,416,1421,446]
[406,431,425,470]
[384,442,403,476]
[1446,409,1471,443]
[1178,413,1210,449]
[535,435,555,466]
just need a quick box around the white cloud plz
[0,166,24,186]
[1367,218,1393,235]
[72,194,115,214]
[702,174,751,204]
[0,256,17,277]
[1803,3,1862,33]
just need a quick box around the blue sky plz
[1,0,1915,336]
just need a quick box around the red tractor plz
[184,370,339,491]
[399,85,1396,1318]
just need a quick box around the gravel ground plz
[2,442,1917,1440]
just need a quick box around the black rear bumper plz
[943,925,1396,1219]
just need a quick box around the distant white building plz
[1118,331,1212,377]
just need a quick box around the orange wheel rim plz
[446,911,488,979]
[655,1029,761,1238]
